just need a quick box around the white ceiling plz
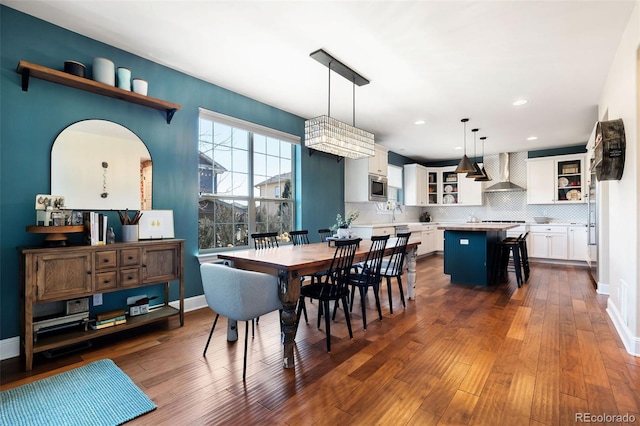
[5,0,636,161]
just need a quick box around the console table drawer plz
[120,248,141,267]
[95,271,117,290]
[95,251,117,270]
[120,268,141,288]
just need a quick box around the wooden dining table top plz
[217,237,421,277]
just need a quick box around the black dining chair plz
[349,234,390,330]
[289,230,310,246]
[318,228,333,244]
[250,232,279,249]
[295,238,360,352]
[380,232,411,314]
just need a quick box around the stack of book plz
[83,212,108,246]
[90,309,126,330]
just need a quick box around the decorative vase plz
[92,57,115,86]
[337,227,350,238]
[117,67,131,91]
[132,78,148,95]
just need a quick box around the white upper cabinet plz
[527,154,586,204]
[345,144,388,202]
[458,167,485,206]
[404,164,428,206]
[369,145,388,176]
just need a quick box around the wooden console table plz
[19,239,184,370]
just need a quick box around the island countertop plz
[437,223,519,232]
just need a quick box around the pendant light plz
[466,128,484,178]
[455,118,475,173]
[475,136,492,181]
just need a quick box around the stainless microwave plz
[369,175,388,202]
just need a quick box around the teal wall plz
[0,6,345,340]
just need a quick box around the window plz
[198,109,298,251]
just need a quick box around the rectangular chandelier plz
[304,49,375,160]
[305,115,375,160]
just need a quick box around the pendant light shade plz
[455,118,475,173]
[475,136,492,182]
[466,128,484,178]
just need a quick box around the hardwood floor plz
[2,255,639,425]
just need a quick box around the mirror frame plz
[51,119,152,210]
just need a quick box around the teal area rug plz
[0,359,156,425]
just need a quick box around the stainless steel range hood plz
[484,152,526,192]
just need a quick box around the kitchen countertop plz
[351,221,586,228]
[437,223,520,232]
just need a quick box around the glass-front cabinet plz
[427,170,439,204]
[556,158,583,202]
[442,170,459,204]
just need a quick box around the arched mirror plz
[51,120,152,210]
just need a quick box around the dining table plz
[216,236,421,370]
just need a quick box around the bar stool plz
[497,236,524,287]
[517,232,530,282]
[503,232,530,283]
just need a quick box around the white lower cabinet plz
[529,225,568,259]
[568,225,588,261]
[407,224,439,256]
[350,226,395,240]
[435,229,444,251]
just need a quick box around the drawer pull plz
[127,276,133,280]
[128,256,133,260]
[103,258,109,262]
[103,279,110,283]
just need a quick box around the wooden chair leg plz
[386,276,394,314]
[203,314,219,356]
[360,286,368,330]
[373,283,383,321]
[323,300,332,352]
[397,275,406,308]
[295,297,307,330]
[243,320,249,381]
[341,296,353,339]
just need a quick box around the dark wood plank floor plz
[2,255,639,425]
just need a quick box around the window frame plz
[198,108,300,253]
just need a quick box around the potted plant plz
[331,211,359,238]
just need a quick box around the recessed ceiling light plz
[454,146,463,150]
[513,99,528,106]
[527,136,538,141]
[414,120,426,125]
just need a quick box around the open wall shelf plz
[17,60,181,124]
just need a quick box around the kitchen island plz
[437,223,518,286]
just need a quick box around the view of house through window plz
[198,109,297,251]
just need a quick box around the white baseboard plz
[1,294,209,362]
[0,336,20,361]
[596,281,610,295]
[607,299,640,356]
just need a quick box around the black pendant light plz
[455,118,475,173]
[475,136,492,182]
[466,128,484,178]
